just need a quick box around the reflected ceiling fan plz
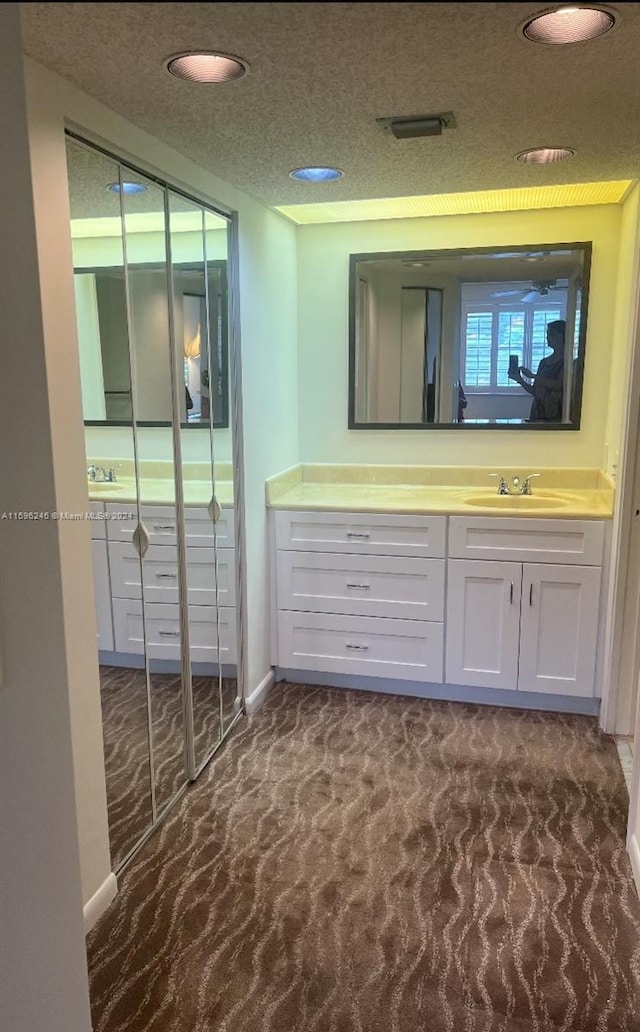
[491,279,558,302]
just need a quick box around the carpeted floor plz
[87,682,640,1032]
[100,665,237,866]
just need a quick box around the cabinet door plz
[446,559,521,690]
[519,564,601,697]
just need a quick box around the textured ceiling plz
[65,137,228,221]
[21,2,640,209]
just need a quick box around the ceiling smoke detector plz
[377,112,457,140]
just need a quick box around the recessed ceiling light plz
[166,51,248,83]
[107,182,148,195]
[289,167,343,183]
[522,5,615,44]
[516,147,576,164]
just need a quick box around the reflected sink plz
[464,493,569,509]
[88,481,123,493]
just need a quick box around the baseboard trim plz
[629,833,640,898]
[244,669,275,714]
[277,669,601,716]
[83,872,117,934]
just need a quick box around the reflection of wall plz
[364,267,460,423]
[126,270,173,422]
[95,274,131,418]
[71,228,227,268]
[74,273,105,420]
[298,206,622,467]
[85,425,233,464]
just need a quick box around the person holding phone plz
[508,319,566,422]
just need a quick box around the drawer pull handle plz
[208,495,221,524]
[346,582,371,590]
[155,572,177,579]
[158,629,180,637]
[153,524,175,531]
[345,643,369,651]
[510,582,513,605]
[132,521,149,559]
[529,584,534,607]
[346,532,370,540]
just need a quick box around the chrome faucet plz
[490,473,541,496]
[87,464,117,483]
[521,473,541,496]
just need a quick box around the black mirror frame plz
[348,241,592,431]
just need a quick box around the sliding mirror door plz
[67,138,154,868]
[67,133,242,868]
[167,192,237,771]
[121,173,189,814]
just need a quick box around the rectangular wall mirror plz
[349,242,591,430]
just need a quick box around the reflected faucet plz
[490,473,541,496]
[87,464,117,483]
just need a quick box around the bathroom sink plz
[464,493,569,510]
[88,481,123,493]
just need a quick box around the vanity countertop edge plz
[264,464,614,519]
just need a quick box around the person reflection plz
[509,319,566,422]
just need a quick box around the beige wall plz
[0,7,92,1028]
[297,206,622,467]
[605,184,640,475]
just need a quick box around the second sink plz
[464,493,569,510]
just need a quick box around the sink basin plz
[464,493,568,509]
[88,481,123,493]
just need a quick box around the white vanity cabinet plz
[446,517,605,698]
[271,509,608,706]
[101,500,236,663]
[273,511,447,682]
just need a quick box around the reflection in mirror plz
[69,144,229,429]
[121,170,188,817]
[66,137,154,869]
[349,243,591,428]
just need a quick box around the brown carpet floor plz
[87,682,640,1032]
[100,665,237,866]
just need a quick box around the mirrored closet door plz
[66,134,242,871]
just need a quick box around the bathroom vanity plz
[89,467,237,669]
[267,466,613,713]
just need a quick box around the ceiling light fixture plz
[522,5,615,44]
[107,181,148,195]
[516,147,576,164]
[289,167,343,183]
[166,51,248,83]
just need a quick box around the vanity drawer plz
[448,516,605,566]
[275,510,446,558]
[105,503,234,548]
[112,599,237,663]
[108,542,236,607]
[276,552,445,621]
[277,611,443,682]
[92,539,113,651]
[89,501,107,539]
